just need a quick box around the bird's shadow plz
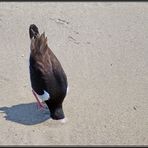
[0,102,51,125]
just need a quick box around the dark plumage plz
[29,24,68,120]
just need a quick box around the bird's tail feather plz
[29,24,39,39]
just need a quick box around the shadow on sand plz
[0,102,50,125]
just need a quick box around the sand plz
[0,2,148,145]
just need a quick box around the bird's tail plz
[29,24,39,39]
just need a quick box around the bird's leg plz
[32,89,46,111]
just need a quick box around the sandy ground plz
[0,2,148,145]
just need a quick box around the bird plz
[29,24,68,121]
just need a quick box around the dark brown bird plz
[29,24,68,120]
